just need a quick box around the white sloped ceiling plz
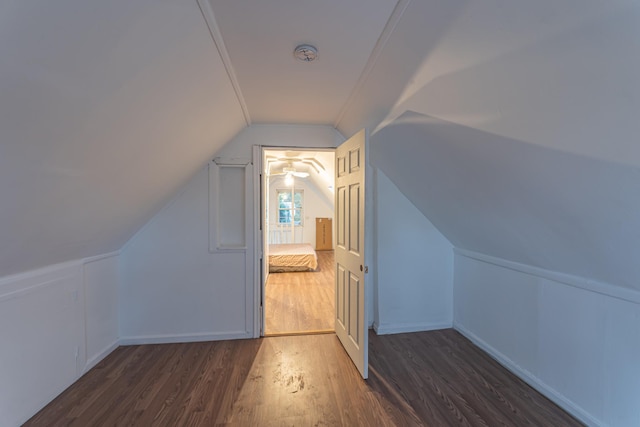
[0,0,246,276]
[208,0,398,125]
[372,112,640,291]
[371,0,640,291]
[3,0,639,290]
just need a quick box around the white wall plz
[454,251,640,427]
[373,170,453,334]
[119,166,250,342]
[0,252,119,427]
[119,124,341,342]
[268,175,334,247]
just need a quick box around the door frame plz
[252,145,337,337]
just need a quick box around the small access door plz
[334,129,368,379]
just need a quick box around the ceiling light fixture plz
[294,44,318,62]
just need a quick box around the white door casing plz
[253,145,265,337]
[335,129,368,379]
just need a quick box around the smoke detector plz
[294,44,318,62]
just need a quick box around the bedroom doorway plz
[260,148,336,336]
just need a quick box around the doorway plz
[261,148,336,336]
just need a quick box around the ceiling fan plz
[266,156,325,176]
[269,162,309,178]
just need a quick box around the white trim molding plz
[82,250,120,265]
[0,260,80,292]
[333,0,412,129]
[119,331,252,346]
[454,248,640,305]
[197,0,251,126]
[373,321,451,335]
[83,340,120,374]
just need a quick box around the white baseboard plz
[453,322,601,427]
[119,331,252,346]
[83,340,120,374]
[373,321,452,335]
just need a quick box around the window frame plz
[276,189,304,226]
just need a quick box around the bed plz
[268,243,318,273]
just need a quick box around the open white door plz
[335,129,368,379]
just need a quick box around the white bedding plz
[269,243,318,272]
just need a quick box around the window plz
[277,189,303,225]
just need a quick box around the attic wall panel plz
[0,253,119,426]
[454,254,640,427]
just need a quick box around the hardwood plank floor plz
[25,330,582,426]
[265,250,334,335]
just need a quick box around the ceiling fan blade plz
[300,160,322,173]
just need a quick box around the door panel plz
[337,187,346,247]
[335,129,368,379]
[349,183,360,254]
[348,273,360,344]
[337,264,346,327]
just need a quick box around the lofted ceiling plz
[369,0,640,292]
[1,0,418,277]
[202,0,401,127]
[2,0,640,288]
[372,112,640,292]
[377,0,640,166]
[0,0,246,277]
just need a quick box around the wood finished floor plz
[25,329,582,426]
[265,250,334,335]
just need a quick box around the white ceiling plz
[206,0,399,126]
[369,0,640,292]
[0,0,246,276]
[378,0,640,166]
[3,0,640,291]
